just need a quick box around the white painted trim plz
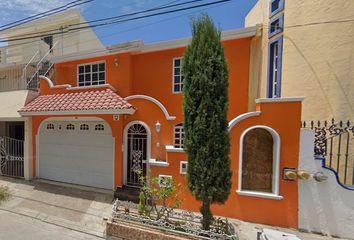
[39,76,117,92]
[238,125,281,198]
[67,83,117,92]
[165,145,185,153]
[228,112,261,131]
[19,108,135,116]
[123,121,152,186]
[173,124,184,148]
[52,27,257,63]
[255,97,305,103]
[149,159,169,167]
[40,76,55,88]
[180,161,188,175]
[124,95,176,121]
[172,57,183,94]
[139,27,257,53]
[77,61,106,87]
[236,190,283,200]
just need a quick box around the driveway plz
[0,176,115,239]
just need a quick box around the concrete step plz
[114,185,140,204]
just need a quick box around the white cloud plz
[0,0,75,14]
[120,0,153,14]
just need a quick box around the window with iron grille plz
[77,62,105,87]
[173,123,184,148]
[66,124,75,130]
[80,124,89,130]
[95,124,105,131]
[173,58,183,93]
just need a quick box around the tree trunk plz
[201,199,213,230]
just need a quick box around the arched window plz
[238,126,281,199]
[46,123,54,130]
[80,124,89,130]
[66,124,75,130]
[95,124,104,131]
[173,123,184,148]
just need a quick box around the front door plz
[126,123,148,186]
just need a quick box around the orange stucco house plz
[18,26,303,228]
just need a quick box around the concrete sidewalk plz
[0,176,113,239]
[0,176,349,240]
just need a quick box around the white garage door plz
[38,121,114,189]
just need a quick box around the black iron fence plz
[0,136,24,178]
[301,119,354,186]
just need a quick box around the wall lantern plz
[114,58,119,66]
[155,121,161,133]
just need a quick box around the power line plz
[0,0,231,43]
[23,0,232,60]
[0,0,186,49]
[3,0,206,40]
[0,0,94,32]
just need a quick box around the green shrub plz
[0,186,10,204]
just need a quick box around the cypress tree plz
[183,15,232,230]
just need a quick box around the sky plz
[0,0,258,46]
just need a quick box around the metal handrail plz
[26,41,59,88]
[36,41,59,70]
[22,50,40,82]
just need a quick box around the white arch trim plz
[124,95,176,121]
[39,75,72,89]
[237,125,283,200]
[123,120,152,185]
[228,111,261,131]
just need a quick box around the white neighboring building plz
[0,9,104,180]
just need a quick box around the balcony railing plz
[0,65,26,92]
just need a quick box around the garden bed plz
[106,199,238,240]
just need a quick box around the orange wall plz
[54,38,252,121]
[31,37,302,228]
[150,100,302,228]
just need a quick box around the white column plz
[24,117,33,180]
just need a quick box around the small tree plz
[183,15,232,230]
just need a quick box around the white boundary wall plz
[299,129,354,239]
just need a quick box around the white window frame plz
[158,175,173,188]
[172,57,183,94]
[180,161,188,175]
[173,124,184,148]
[237,125,283,200]
[77,61,106,87]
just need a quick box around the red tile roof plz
[19,88,134,113]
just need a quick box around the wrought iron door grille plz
[127,124,147,186]
[0,136,24,178]
[301,119,354,186]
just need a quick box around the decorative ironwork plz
[0,136,24,178]
[302,119,354,186]
[127,124,148,186]
[112,199,238,240]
